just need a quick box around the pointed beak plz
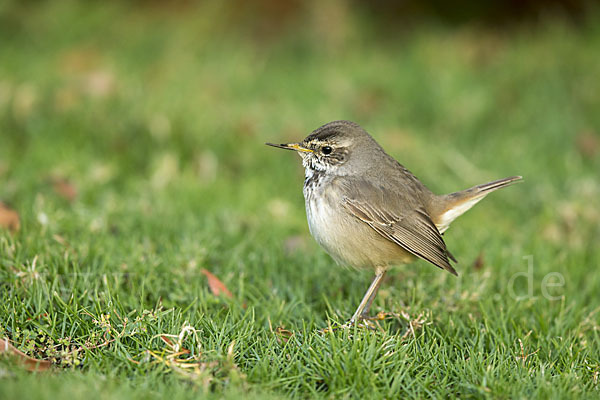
[265,142,314,153]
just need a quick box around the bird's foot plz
[321,311,410,334]
[321,313,389,333]
[321,321,376,333]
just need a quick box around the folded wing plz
[343,198,458,275]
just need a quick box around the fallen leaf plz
[0,338,51,371]
[472,252,485,270]
[51,177,78,202]
[0,202,20,232]
[201,269,233,298]
[160,335,190,354]
[160,335,174,347]
[274,326,294,344]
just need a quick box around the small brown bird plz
[267,120,521,325]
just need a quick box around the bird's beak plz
[265,142,314,153]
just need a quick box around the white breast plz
[305,194,333,252]
[303,169,345,262]
[302,167,414,269]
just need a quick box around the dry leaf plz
[160,335,174,347]
[274,326,294,344]
[160,335,191,354]
[0,202,20,232]
[139,324,233,387]
[0,338,51,371]
[201,269,233,298]
[51,177,78,202]
[472,252,485,270]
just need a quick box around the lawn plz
[1,2,599,399]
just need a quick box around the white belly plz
[304,178,414,269]
[305,193,340,260]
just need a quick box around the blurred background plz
[1,0,599,302]
[2,2,600,396]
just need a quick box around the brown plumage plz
[267,120,522,324]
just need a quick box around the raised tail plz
[430,176,522,233]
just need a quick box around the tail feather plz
[432,176,522,233]
[472,176,523,194]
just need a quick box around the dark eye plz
[322,146,333,155]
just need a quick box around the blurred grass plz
[1,1,600,399]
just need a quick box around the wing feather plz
[343,198,458,275]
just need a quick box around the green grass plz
[1,2,600,398]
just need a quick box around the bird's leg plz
[359,270,388,320]
[348,269,387,325]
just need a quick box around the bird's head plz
[266,120,381,176]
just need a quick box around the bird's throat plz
[303,166,326,200]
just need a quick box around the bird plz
[266,120,522,325]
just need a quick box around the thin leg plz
[349,269,387,324]
[360,270,387,319]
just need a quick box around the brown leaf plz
[160,335,190,354]
[51,177,78,202]
[0,202,20,232]
[0,338,51,371]
[274,326,294,344]
[201,269,233,298]
[160,335,174,347]
[472,252,485,270]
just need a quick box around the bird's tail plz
[431,176,522,233]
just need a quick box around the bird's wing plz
[343,197,458,276]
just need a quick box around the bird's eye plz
[322,146,333,155]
